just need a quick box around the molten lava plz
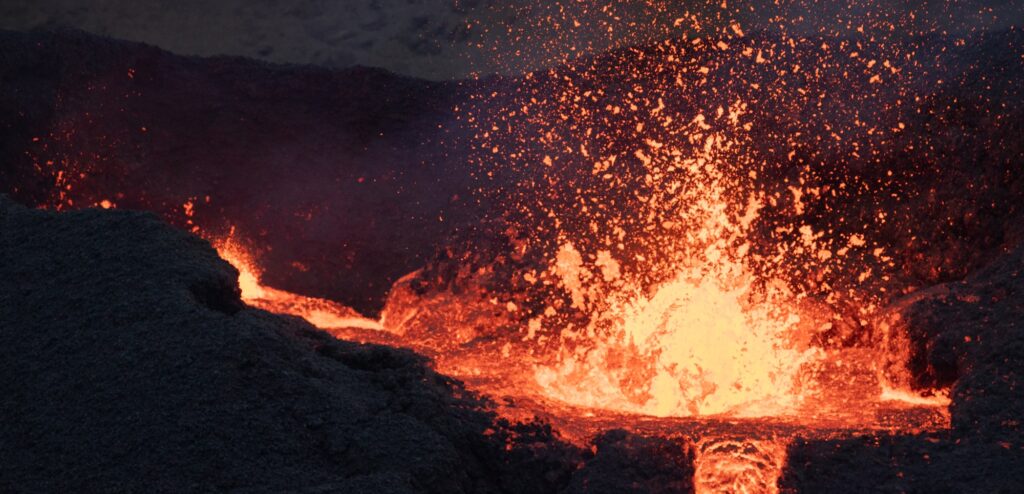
[206,217,948,494]
[694,438,788,494]
[200,33,957,484]
[213,236,382,332]
[535,269,814,418]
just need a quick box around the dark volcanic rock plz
[0,28,483,316]
[781,433,1023,494]
[882,243,1024,440]
[781,245,1024,493]
[2,25,1024,493]
[0,195,580,493]
[565,430,694,494]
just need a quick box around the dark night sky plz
[1,0,1020,79]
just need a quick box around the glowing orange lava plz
[213,236,382,332]
[694,438,789,494]
[209,226,949,494]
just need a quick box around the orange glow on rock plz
[213,235,382,332]
[694,438,788,494]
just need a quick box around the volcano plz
[1,18,1023,494]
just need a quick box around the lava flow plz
[213,235,383,332]
[210,234,951,494]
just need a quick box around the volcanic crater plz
[2,19,1023,494]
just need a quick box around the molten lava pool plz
[214,235,950,494]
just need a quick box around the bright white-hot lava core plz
[535,267,813,418]
[531,133,818,418]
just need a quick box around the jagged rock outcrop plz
[780,245,1024,493]
[0,195,580,493]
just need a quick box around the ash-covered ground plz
[1,26,1024,492]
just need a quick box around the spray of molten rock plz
[206,125,949,493]
[200,34,955,492]
[531,127,814,418]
